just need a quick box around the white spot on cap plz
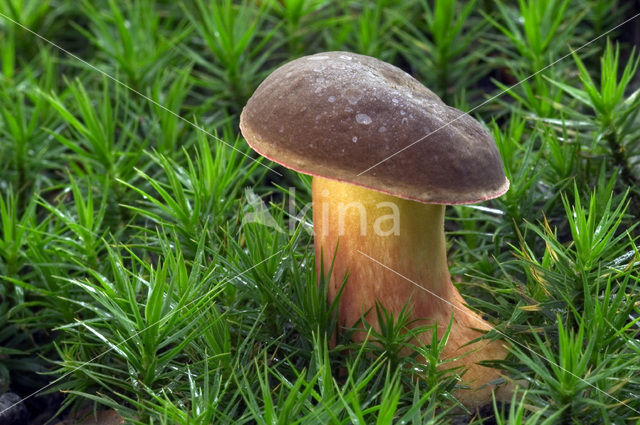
[345,88,362,105]
[392,98,399,104]
[401,117,409,125]
[339,55,352,60]
[356,113,372,125]
[308,55,329,60]
[352,136,358,143]
[328,96,336,103]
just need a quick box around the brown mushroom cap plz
[240,51,509,204]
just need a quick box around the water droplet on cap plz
[356,113,372,125]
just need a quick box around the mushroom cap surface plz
[240,51,509,204]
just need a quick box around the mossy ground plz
[0,1,639,423]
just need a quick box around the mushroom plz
[240,51,511,408]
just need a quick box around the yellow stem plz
[312,176,512,408]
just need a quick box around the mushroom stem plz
[312,176,509,407]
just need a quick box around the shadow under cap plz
[240,51,509,204]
